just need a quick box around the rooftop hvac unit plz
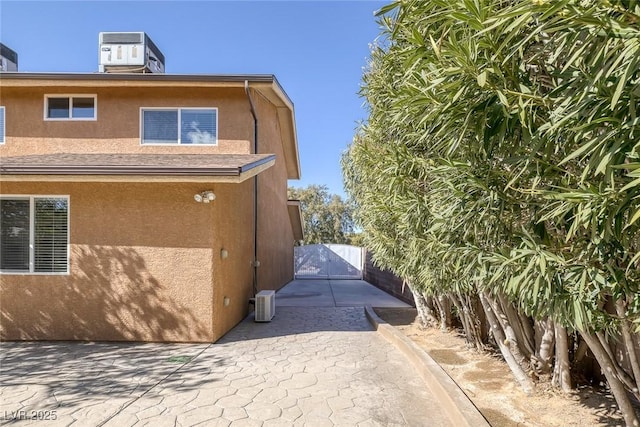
[0,43,18,71]
[98,32,165,73]
[254,290,275,322]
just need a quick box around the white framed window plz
[0,106,4,144]
[141,107,218,145]
[0,196,69,274]
[44,95,97,120]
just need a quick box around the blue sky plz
[0,0,386,197]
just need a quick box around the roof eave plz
[0,156,275,184]
[287,199,304,241]
[0,71,277,84]
[251,79,301,180]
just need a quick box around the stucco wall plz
[253,92,296,291]
[0,82,297,342]
[0,86,253,156]
[0,182,220,342]
[210,180,255,341]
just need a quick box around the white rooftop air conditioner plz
[0,43,18,72]
[99,32,165,73]
[255,290,276,322]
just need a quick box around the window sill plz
[0,271,70,276]
[44,118,97,121]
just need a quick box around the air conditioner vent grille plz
[101,32,143,44]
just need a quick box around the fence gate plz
[294,244,363,279]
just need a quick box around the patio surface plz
[0,280,450,426]
[276,279,411,308]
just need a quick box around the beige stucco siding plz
[210,180,254,340]
[254,92,296,291]
[0,87,253,156]
[0,182,217,342]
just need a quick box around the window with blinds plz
[45,95,96,120]
[34,198,69,273]
[0,196,69,274]
[141,108,217,145]
[0,199,30,271]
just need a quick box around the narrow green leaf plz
[620,177,640,192]
[611,69,628,110]
[560,139,600,165]
[496,90,509,107]
[477,70,487,88]
[429,34,441,59]
[627,208,640,227]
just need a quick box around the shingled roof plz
[0,153,276,183]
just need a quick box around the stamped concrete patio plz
[0,280,451,426]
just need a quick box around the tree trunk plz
[413,293,430,328]
[552,323,573,392]
[498,293,535,358]
[480,291,534,394]
[470,293,490,344]
[434,295,452,330]
[405,281,432,328]
[450,294,484,350]
[424,295,440,326]
[581,331,639,427]
[596,331,638,393]
[464,293,486,351]
[615,299,640,396]
[450,294,472,341]
[534,318,555,376]
[487,293,531,372]
[573,337,593,377]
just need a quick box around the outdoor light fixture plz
[194,191,216,203]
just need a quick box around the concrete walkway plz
[277,279,410,308]
[0,280,450,426]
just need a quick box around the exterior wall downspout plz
[245,80,259,296]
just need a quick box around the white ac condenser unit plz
[0,43,18,71]
[254,290,276,322]
[99,32,165,73]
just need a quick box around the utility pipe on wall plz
[245,80,259,297]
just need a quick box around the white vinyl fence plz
[294,244,363,279]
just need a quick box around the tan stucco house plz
[0,71,304,342]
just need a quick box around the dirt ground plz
[374,307,636,427]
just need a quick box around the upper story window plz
[141,108,218,145]
[0,196,69,274]
[45,95,97,120]
[0,106,5,143]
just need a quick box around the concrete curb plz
[365,306,490,427]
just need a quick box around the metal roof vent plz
[0,43,18,71]
[98,32,165,74]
